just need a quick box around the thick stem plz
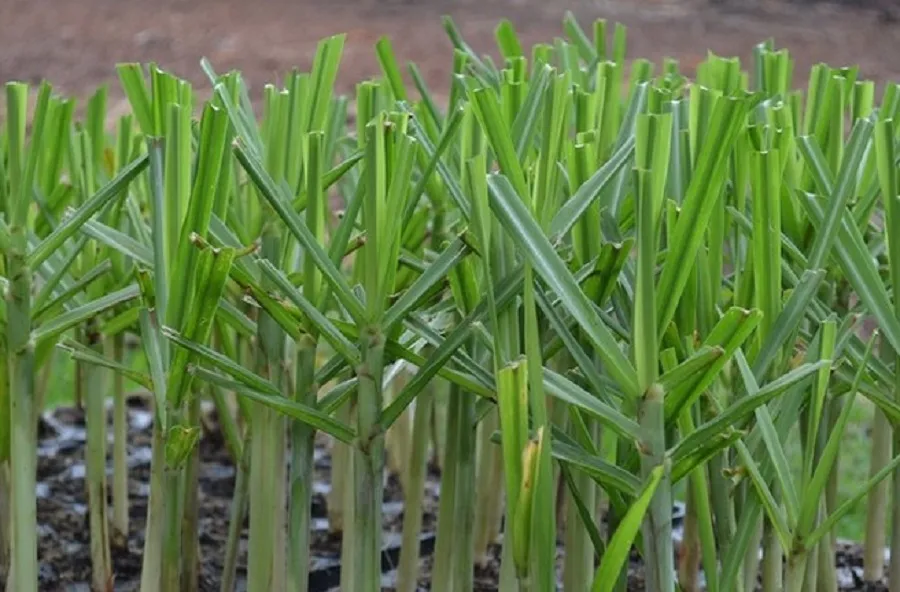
[709,454,738,561]
[328,404,351,534]
[473,409,504,564]
[338,402,357,592]
[385,386,411,495]
[8,235,37,592]
[803,544,818,592]
[0,334,8,579]
[139,420,166,592]
[0,464,9,579]
[248,404,279,591]
[111,334,129,545]
[221,433,250,592]
[353,327,385,592]
[288,342,317,592]
[891,364,900,592]
[180,399,201,592]
[563,419,596,592]
[784,551,807,592]
[678,482,700,592]
[431,384,461,592]
[161,470,184,591]
[638,385,674,592]
[249,287,288,591]
[761,522,783,592]
[864,408,890,583]
[452,392,476,591]
[743,518,763,592]
[890,431,900,592]
[84,325,112,591]
[816,524,837,592]
[396,390,433,592]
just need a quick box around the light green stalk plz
[6,81,38,592]
[354,325,386,591]
[221,433,250,592]
[111,333,129,544]
[864,408,890,583]
[473,409,504,562]
[396,390,434,592]
[431,383,462,592]
[288,336,317,592]
[563,417,596,592]
[84,322,112,591]
[181,396,202,592]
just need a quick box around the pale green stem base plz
[111,336,129,546]
[761,523,783,592]
[181,399,201,592]
[864,409,890,582]
[743,519,763,592]
[678,483,700,592]
[9,338,36,591]
[638,386,674,592]
[84,356,112,591]
[0,463,9,579]
[396,391,433,592]
[162,470,184,591]
[473,410,504,564]
[784,552,807,592]
[248,405,279,591]
[816,527,837,592]
[221,434,250,592]
[431,385,462,592]
[563,431,595,592]
[139,420,166,592]
[889,455,900,592]
[288,347,316,592]
[328,407,351,534]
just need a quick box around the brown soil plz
[2,0,900,112]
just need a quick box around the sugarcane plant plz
[10,11,900,592]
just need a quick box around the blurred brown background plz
[1,0,899,106]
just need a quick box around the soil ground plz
[2,0,900,111]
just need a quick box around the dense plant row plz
[2,12,900,592]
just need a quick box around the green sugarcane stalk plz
[0,463,8,579]
[354,325,386,592]
[221,432,250,592]
[8,224,37,592]
[140,419,166,592]
[742,501,763,592]
[396,389,434,592]
[864,408,890,583]
[248,228,289,591]
[761,521,783,592]
[288,336,317,592]
[473,409,504,562]
[638,385,674,592]
[181,396,202,592]
[890,395,900,592]
[431,382,463,592]
[0,330,9,577]
[329,403,351,533]
[110,333,129,545]
[162,460,185,590]
[451,389,477,591]
[784,550,808,592]
[563,417,596,592]
[678,482,700,592]
[139,136,167,592]
[83,321,112,591]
